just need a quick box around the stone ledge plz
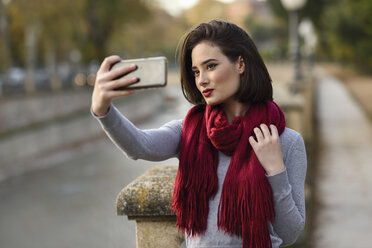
[274,86,304,111]
[116,166,178,217]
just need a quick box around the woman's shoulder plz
[280,127,306,163]
[280,127,305,152]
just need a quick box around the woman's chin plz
[204,98,222,106]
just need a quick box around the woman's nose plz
[197,72,208,86]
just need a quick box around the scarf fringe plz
[172,188,210,236]
[217,171,276,224]
[217,163,274,248]
[172,111,218,235]
[242,220,273,248]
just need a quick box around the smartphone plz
[111,56,168,90]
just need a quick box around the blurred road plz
[313,69,372,247]
[0,85,190,248]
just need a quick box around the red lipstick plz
[202,89,213,97]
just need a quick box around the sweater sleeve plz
[92,104,183,161]
[267,133,307,247]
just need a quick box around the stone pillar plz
[116,166,184,248]
[291,78,315,143]
[273,85,305,135]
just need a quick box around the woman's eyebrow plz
[192,58,218,69]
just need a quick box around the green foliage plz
[0,0,191,69]
[109,8,188,63]
[79,0,151,61]
[184,0,227,25]
[267,0,372,73]
[266,0,328,30]
[3,0,153,66]
[319,0,372,72]
[245,15,287,61]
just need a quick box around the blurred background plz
[1,0,372,247]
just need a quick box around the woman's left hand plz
[248,124,285,176]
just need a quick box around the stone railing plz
[116,166,184,248]
[116,78,315,248]
[273,78,314,145]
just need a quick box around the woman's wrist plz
[92,104,110,117]
[265,162,285,176]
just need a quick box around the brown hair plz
[179,20,273,105]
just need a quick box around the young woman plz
[91,20,307,248]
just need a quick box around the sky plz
[157,0,235,16]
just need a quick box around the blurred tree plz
[0,1,12,71]
[6,0,82,92]
[267,0,327,30]
[6,0,151,65]
[2,0,153,94]
[183,0,227,26]
[8,0,81,65]
[266,0,328,62]
[245,15,287,61]
[80,0,151,62]
[268,0,372,73]
[320,0,372,72]
[110,7,188,63]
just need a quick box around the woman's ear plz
[237,56,245,74]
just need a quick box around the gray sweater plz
[93,105,307,248]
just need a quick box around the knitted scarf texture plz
[172,100,286,248]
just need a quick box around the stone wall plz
[0,88,166,180]
[0,89,92,135]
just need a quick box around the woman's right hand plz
[91,55,139,116]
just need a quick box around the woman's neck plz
[222,100,249,123]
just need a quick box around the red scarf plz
[172,100,286,248]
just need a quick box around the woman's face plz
[191,42,244,107]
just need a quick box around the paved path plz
[313,69,372,247]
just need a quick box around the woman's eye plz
[207,64,217,70]
[192,70,200,77]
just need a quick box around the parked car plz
[8,67,26,87]
[2,67,26,95]
[34,68,50,91]
[57,62,75,88]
